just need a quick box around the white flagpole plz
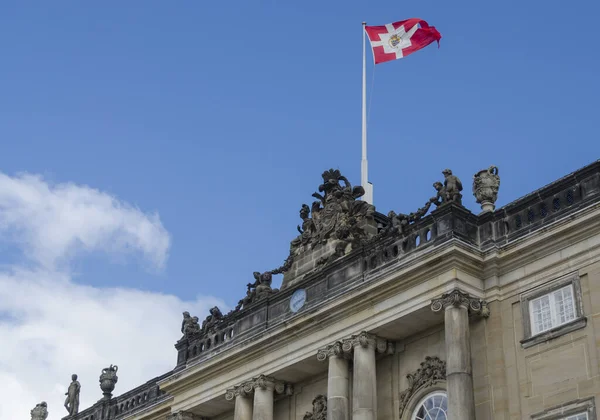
[361,21,373,205]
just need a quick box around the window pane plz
[412,393,447,420]
[531,295,552,334]
[554,285,576,325]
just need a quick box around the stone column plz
[340,332,393,420]
[226,382,254,420]
[431,289,489,420]
[227,375,292,420]
[317,342,350,420]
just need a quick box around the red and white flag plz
[365,18,441,64]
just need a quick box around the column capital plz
[225,375,293,400]
[316,341,344,361]
[332,331,394,356]
[431,288,490,317]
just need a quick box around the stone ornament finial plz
[64,373,80,416]
[99,364,119,399]
[31,401,48,420]
[225,375,293,401]
[303,394,327,420]
[431,289,490,318]
[473,165,500,212]
[398,356,447,418]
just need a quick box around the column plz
[431,289,489,420]
[341,332,393,420]
[227,375,292,420]
[225,382,253,420]
[317,342,350,420]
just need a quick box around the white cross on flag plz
[365,18,441,64]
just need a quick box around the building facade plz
[49,162,600,420]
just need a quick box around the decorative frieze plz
[303,394,327,420]
[398,356,446,418]
[430,289,490,318]
[225,375,293,401]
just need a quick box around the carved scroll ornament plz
[398,356,446,418]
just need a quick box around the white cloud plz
[0,173,223,420]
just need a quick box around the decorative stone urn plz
[472,165,500,212]
[99,364,119,399]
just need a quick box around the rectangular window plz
[529,284,576,335]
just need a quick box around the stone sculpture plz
[398,356,447,418]
[99,364,119,399]
[31,402,48,420]
[432,169,463,206]
[181,312,201,338]
[201,307,224,333]
[64,373,80,416]
[473,165,500,212]
[303,394,327,420]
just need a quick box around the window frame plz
[411,391,448,420]
[520,273,586,349]
[531,397,596,420]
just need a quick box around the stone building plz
[56,162,600,420]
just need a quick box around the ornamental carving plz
[473,165,500,212]
[225,375,293,401]
[303,395,327,420]
[398,356,446,418]
[316,341,344,361]
[338,331,394,356]
[30,402,48,420]
[290,169,375,264]
[99,364,118,399]
[431,289,490,318]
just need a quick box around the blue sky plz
[1,1,599,302]
[1,1,599,417]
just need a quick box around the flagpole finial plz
[362,21,366,25]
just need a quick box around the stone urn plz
[99,364,119,399]
[472,166,500,212]
[30,401,48,420]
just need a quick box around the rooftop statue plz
[31,402,48,420]
[432,169,463,206]
[201,306,224,333]
[181,311,201,338]
[64,373,80,417]
[290,169,375,264]
[473,165,500,212]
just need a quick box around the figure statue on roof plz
[64,374,80,416]
[201,307,224,333]
[431,169,463,206]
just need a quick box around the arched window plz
[412,391,448,420]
